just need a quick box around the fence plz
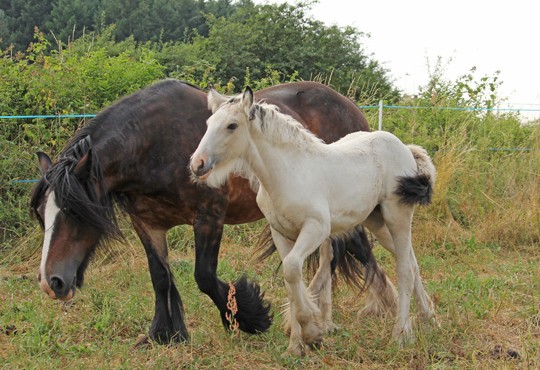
[358,102,540,131]
[2,103,539,184]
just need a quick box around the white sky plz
[255,0,540,114]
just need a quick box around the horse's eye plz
[227,123,238,131]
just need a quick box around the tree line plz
[0,0,239,50]
[0,0,398,100]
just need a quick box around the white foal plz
[191,87,436,355]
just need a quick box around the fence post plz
[378,100,383,130]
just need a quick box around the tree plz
[46,0,102,44]
[0,0,53,50]
[189,1,397,102]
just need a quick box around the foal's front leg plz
[269,228,303,355]
[276,220,329,355]
[307,239,337,333]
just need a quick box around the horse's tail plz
[409,144,436,184]
[328,225,377,291]
[255,224,378,291]
[395,144,436,206]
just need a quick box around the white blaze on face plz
[40,191,60,285]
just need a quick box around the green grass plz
[1,224,539,369]
[1,108,539,368]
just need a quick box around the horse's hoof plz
[149,328,188,344]
[323,321,339,334]
[282,344,305,357]
[308,338,323,350]
[302,321,323,348]
[392,323,414,347]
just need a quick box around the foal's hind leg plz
[379,202,419,345]
[307,239,338,333]
[364,208,434,323]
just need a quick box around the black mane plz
[31,130,123,243]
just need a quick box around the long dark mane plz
[30,126,123,243]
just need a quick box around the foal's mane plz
[30,123,123,243]
[252,103,325,150]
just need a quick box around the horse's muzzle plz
[190,155,212,180]
[39,273,76,301]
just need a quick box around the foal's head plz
[190,87,259,188]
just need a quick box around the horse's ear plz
[249,104,262,121]
[208,89,228,113]
[73,149,93,181]
[37,152,52,176]
[242,86,254,114]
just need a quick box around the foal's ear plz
[248,105,258,121]
[208,89,228,113]
[73,149,93,181]
[36,152,52,176]
[242,86,254,114]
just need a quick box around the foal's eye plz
[227,123,238,131]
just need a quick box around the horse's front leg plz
[269,228,304,356]
[307,239,338,333]
[131,216,188,343]
[275,220,329,355]
[193,208,272,335]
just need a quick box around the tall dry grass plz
[412,114,539,251]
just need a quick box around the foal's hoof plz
[282,343,305,357]
[322,321,340,334]
[392,324,414,347]
[308,338,323,351]
[132,334,152,349]
[302,321,323,348]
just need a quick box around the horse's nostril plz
[197,160,205,174]
[49,276,66,294]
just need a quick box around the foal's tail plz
[395,145,436,205]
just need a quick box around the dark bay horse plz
[31,79,386,344]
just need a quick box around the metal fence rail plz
[3,103,538,185]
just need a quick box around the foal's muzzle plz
[190,154,213,180]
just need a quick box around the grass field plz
[1,215,539,369]
[1,114,539,368]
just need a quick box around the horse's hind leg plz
[360,209,398,317]
[364,208,434,323]
[131,217,188,343]
[307,239,338,333]
[193,211,272,335]
[380,202,432,345]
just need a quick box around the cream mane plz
[251,103,325,151]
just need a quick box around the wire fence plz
[3,103,538,184]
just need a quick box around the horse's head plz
[190,87,257,188]
[31,139,119,301]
